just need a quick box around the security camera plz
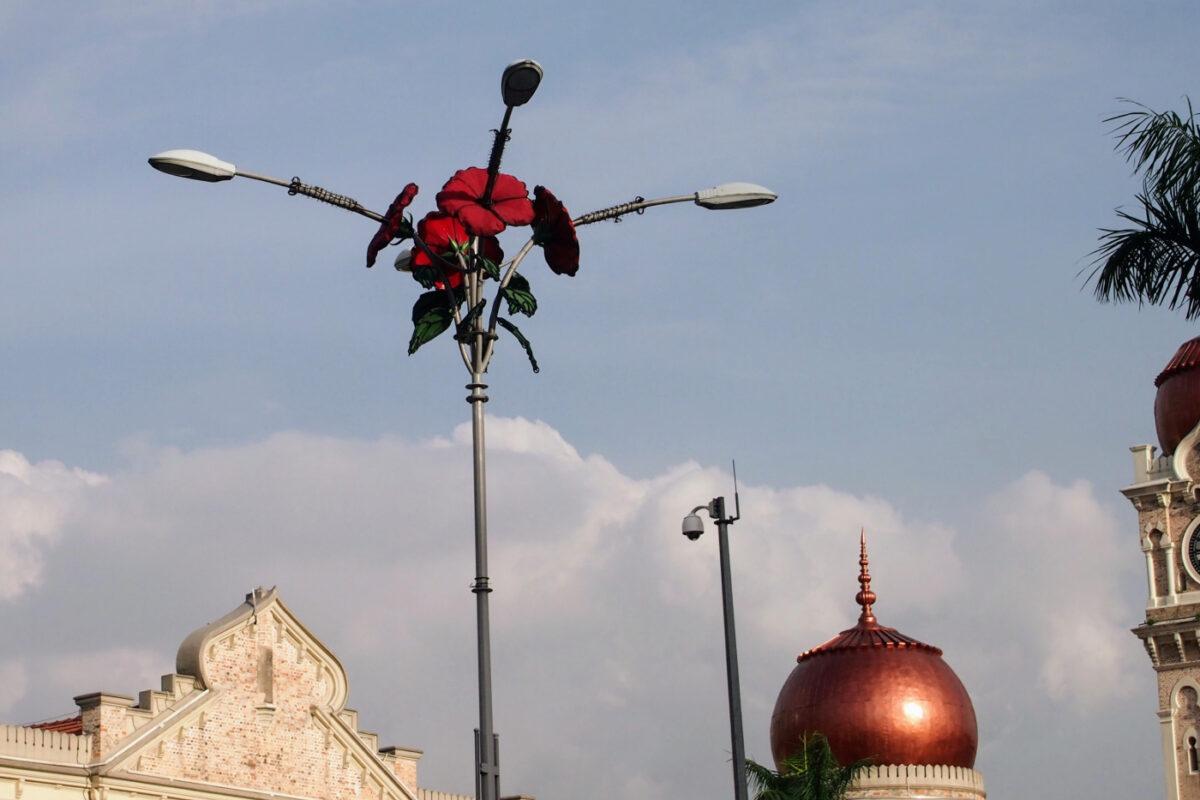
[682,513,705,541]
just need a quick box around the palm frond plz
[746,734,870,800]
[745,760,792,800]
[1088,184,1200,318]
[1107,96,1200,194]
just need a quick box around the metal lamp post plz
[149,60,775,800]
[682,491,747,800]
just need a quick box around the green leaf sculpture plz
[408,291,453,354]
[501,273,537,317]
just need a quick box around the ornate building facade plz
[0,589,514,800]
[1126,336,1200,800]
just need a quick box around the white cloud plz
[0,427,1143,798]
[0,450,104,600]
[974,471,1138,712]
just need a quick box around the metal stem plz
[482,239,536,366]
[468,293,498,800]
[713,496,748,800]
[482,105,515,207]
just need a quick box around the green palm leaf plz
[1090,185,1200,317]
[1108,97,1200,194]
[1087,96,1200,318]
[746,734,870,800]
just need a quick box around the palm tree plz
[1088,97,1200,318]
[745,734,871,800]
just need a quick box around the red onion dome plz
[1155,336,1200,456]
[769,533,978,769]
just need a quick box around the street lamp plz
[681,486,747,800]
[149,60,774,800]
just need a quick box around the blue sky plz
[2,2,1199,798]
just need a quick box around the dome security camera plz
[682,513,705,541]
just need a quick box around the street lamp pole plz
[471,373,497,800]
[467,58,545,800]
[682,490,747,800]
[148,61,774,800]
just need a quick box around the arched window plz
[1177,685,1200,777]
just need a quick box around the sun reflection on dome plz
[903,700,926,721]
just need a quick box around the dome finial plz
[855,528,877,624]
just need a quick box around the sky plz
[2,1,1199,798]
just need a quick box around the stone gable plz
[11,589,424,800]
[136,589,416,800]
[133,606,367,799]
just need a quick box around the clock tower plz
[1128,336,1200,800]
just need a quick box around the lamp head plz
[695,182,777,210]
[393,248,414,272]
[501,59,543,107]
[682,513,705,541]
[148,149,236,182]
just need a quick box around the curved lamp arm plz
[573,182,776,226]
[148,149,384,222]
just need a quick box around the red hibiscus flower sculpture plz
[531,186,579,276]
[366,183,418,267]
[436,167,534,236]
[412,212,503,289]
[365,167,580,365]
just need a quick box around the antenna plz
[730,459,741,523]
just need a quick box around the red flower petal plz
[488,173,535,226]
[532,186,579,276]
[543,240,579,276]
[418,212,469,251]
[436,168,489,215]
[477,235,504,264]
[411,233,503,268]
[410,211,504,288]
[434,269,463,290]
[491,196,535,227]
[436,167,533,236]
[410,245,462,289]
[451,204,508,237]
[366,183,418,267]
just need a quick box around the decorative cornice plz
[1123,481,1190,505]
[98,768,396,800]
[849,764,985,797]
